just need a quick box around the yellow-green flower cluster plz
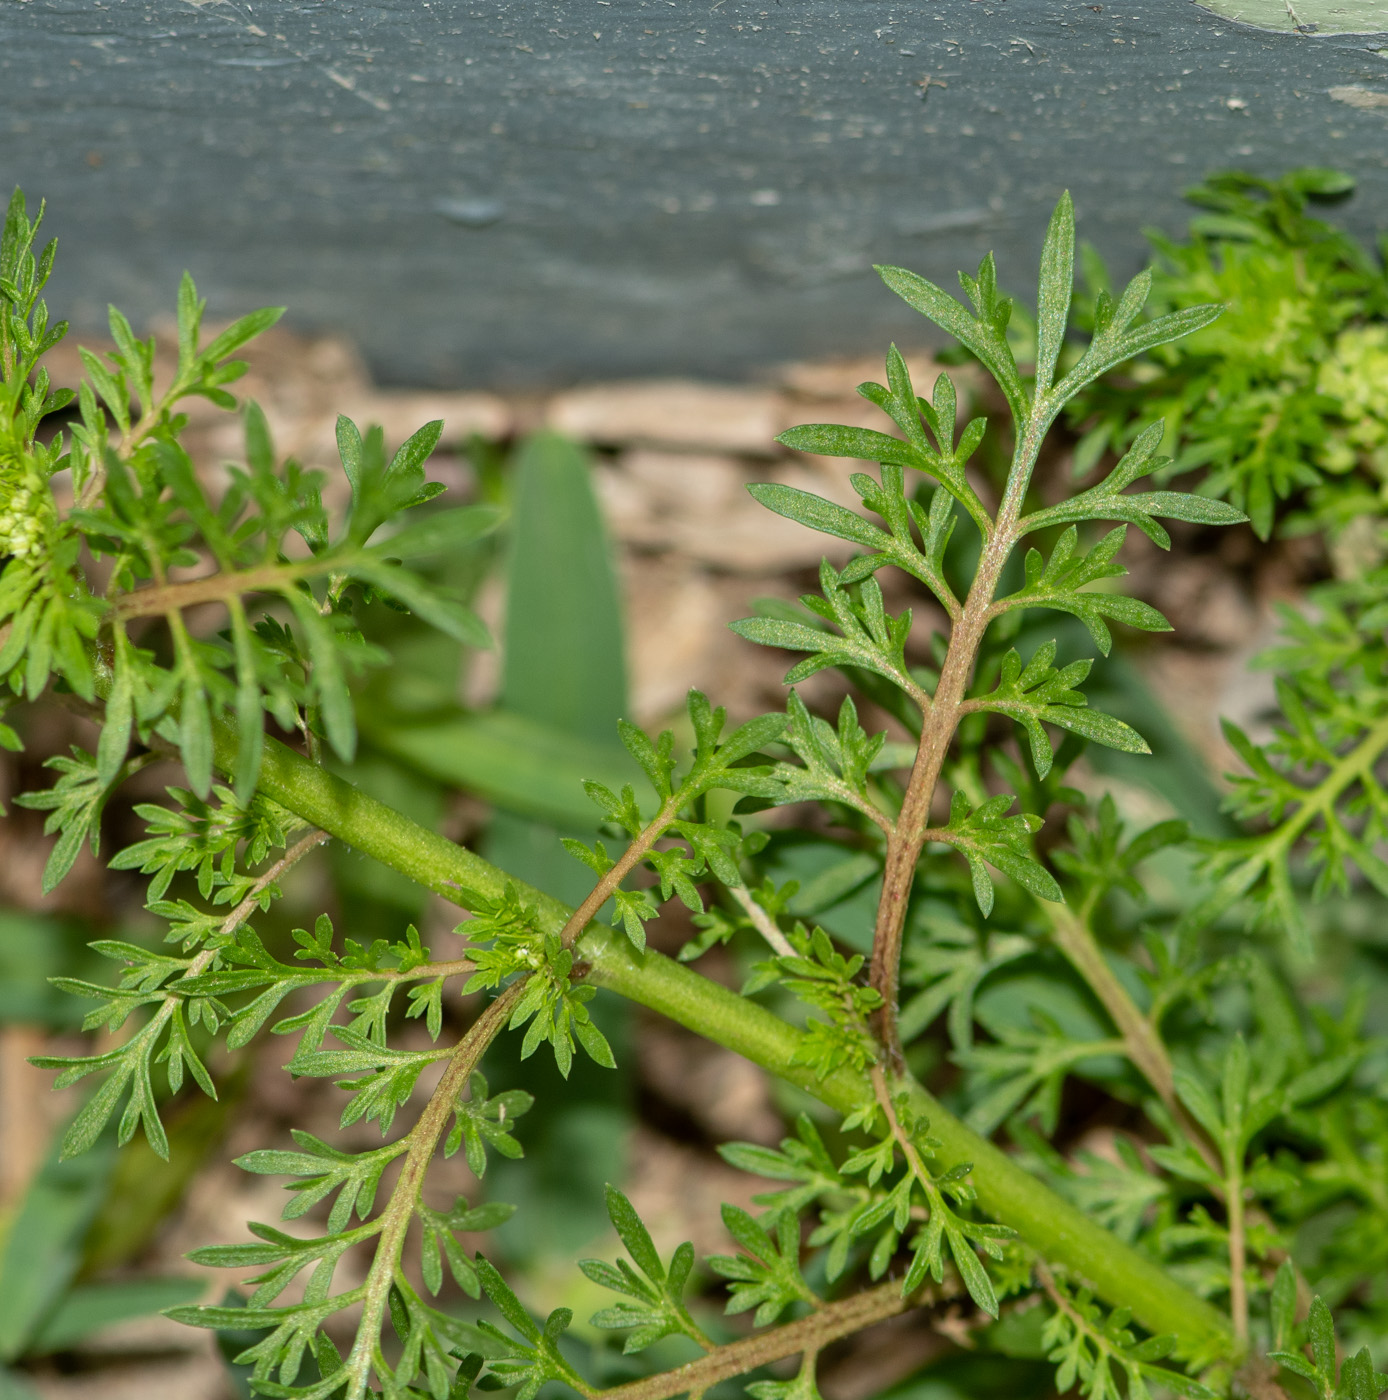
[0,459,49,560]
[1318,324,1388,481]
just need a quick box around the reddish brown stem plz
[557,799,678,947]
[868,498,1021,1066]
[596,1280,943,1400]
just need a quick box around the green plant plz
[4,181,1387,1400]
[1066,167,1388,556]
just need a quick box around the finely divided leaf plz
[875,262,1029,425]
[996,526,1170,655]
[970,641,1149,778]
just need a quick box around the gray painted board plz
[2,1,1387,387]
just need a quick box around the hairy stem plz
[1036,1261,1141,1378]
[868,416,1046,1064]
[213,723,1237,1361]
[596,1280,933,1400]
[1228,1155,1248,1347]
[558,798,678,947]
[581,924,1236,1362]
[869,574,992,1063]
[163,826,327,1042]
[111,555,343,620]
[343,982,526,1400]
[728,884,796,957]
[220,827,330,936]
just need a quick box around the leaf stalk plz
[595,1279,933,1400]
[341,981,526,1400]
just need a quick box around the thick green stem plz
[579,924,1234,1362]
[216,722,1236,1362]
[212,724,561,918]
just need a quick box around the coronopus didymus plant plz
[4,181,1387,1400]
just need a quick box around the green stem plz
[1265,714,1388,858]
[1200,714,1388,926]
[1045,901,1173,1104]
[580,924,1234,1362]
[211,724,557,917]
[215,722,1237,1363]
[1044,900,1228,1182]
